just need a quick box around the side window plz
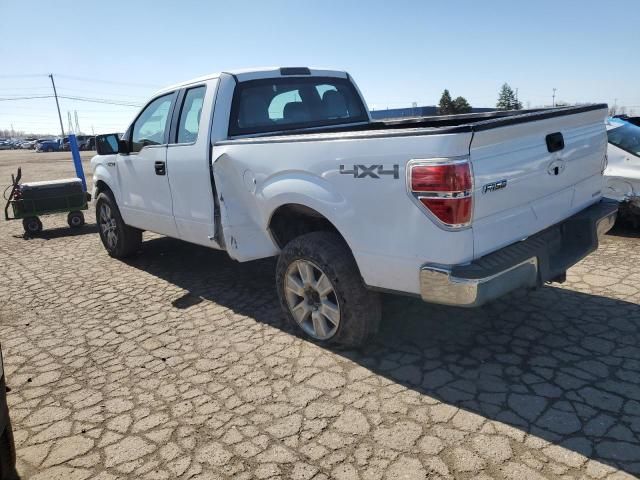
[131,92,175,153]
[177,86,206,144]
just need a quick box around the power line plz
[55,86,149,99]
[0,74,48,79]
[54,74,160,89]
[0,94,141,107]
[0,95,53,101]
[0,86,52,91]
[58,95,142,107]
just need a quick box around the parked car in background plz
[605,117,640,223]
[19,139,37,149]
[35,139,60,152]
[62,135,92,151]
[91,67,616,347]
[0,345,18,479]
[613,115,640,128]
[86,136,96,150]
[0,140,12,150]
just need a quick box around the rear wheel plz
[67,211,85,228]
[22,216,42,235]
[276,231,381,347]
[95,191,141,258]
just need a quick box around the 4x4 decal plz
[340,164,400,179]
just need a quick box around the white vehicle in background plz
[91,67,616,347]
[604,117,640,223]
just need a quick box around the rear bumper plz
[420,199,618,307]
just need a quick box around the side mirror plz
[118,139,130,155]
[95,133,120,155]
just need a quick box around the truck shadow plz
[14,224,99,240]
[127,235,640,476]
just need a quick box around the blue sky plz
[1,0,638,135]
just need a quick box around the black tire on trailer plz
[95,191,142,258]
[67,211,85,228]
[22,217,42,235]
[276,231,381,347]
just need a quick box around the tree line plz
[437,82,522,114]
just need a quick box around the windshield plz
[607,122,640,157]
[229,76,368,136]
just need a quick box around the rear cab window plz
[176,86,206,144]
[228,76,368,136]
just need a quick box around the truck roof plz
[154,67,349,96]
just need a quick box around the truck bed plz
[219,104,608,144]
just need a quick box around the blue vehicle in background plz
[35,139,60,153]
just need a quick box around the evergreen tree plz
[438,89,455,115]
[453,96,472,114]
[496,83,523,110]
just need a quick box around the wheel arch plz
[267,203,351,253]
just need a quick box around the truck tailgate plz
[470,105,608,258]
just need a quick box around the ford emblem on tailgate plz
[482,179,507,193]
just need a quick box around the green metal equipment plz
[4,167,91,235]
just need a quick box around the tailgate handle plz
[546,132,565,153]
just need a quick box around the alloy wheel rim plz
[284,259,341,340]
[99,204,118,249]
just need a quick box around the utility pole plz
[515,88,519,108]
[49,74,65,139]
[552,88,557,107]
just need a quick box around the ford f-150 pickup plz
[91,67,617,346]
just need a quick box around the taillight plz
[409,160,473,228]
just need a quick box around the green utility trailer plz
[4,167,91,235]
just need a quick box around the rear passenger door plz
[166,81,218,246]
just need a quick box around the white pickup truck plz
[91,67,617,346]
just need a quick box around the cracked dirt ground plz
[1,150,640,480]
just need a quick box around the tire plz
[67,211,85,228]
[276,231,381,347]
[22,216,42,235]
[0,422,18,480]
[95,191,142,258]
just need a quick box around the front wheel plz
[276,231,381,347]
[95,192,142,258]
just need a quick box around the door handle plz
[155,161,166,176]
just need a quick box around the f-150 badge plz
[482,179,507,193]
[340,164,400,179]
